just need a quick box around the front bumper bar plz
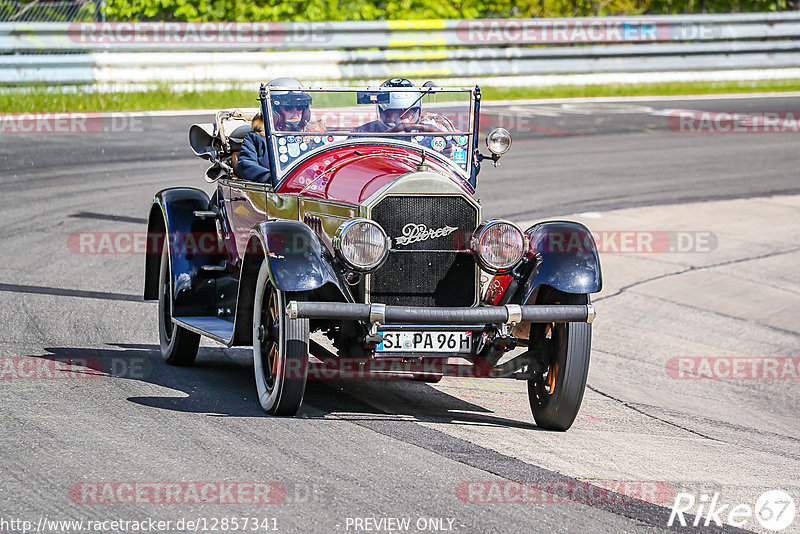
[286,301,595,325]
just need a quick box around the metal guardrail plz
[3,14,800,52]
[2,13,800,86]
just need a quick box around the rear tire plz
[158,241,200,366]
[410,358,444,383]
[252,260,309,416]
[527,288,591,431]
[410,372,443,383]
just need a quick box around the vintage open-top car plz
[144,81,602,430]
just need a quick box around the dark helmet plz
[378,78,420,127]
[267,78,312,131]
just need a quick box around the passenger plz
[271,87,312,131]
[269,78,325,133]
[235,112,271,184]
[236,78,322,184]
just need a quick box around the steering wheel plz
[384,122,442,134]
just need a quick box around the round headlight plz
[486,127,512,155]
[333,218,390,271]
[470,220,526,273]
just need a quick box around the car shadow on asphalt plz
[28,344,538,430]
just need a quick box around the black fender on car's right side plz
[143,187,218,317]
[229,219,351,346]
[247,219,344,293]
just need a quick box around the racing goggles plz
[272,92,312,111]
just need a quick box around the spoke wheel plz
[527,287,591,431]
[157,241,200,366]
[252,260,309,416]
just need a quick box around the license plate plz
[376,331,472,353]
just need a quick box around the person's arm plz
[235,133,272,184]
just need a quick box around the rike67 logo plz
[669,490,796,531]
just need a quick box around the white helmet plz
[378,78,420,127]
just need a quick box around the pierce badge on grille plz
[395,223,458,246]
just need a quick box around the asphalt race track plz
[1,94,799,533]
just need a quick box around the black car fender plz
[230,220,350,345]
[242,219,347,293]
[143,187,217,316]
[517,221,603,304]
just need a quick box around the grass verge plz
[482,78,800,100]
[1,79,800,113]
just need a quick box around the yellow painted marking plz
[388,39,447,48]
[387,20,447,30]
[233,205,252,216]
[386,51,448,61]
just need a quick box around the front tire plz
[527,288,591,431]
[252,261,309,416]
[158,241,200,366]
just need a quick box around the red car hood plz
[276,144,469,204]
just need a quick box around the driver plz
[350,78,455,158]
[351,78,421,134]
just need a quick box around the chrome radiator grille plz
[368,195,479,307]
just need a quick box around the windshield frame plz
[258,86,478,190]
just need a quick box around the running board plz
[173,316,234,345]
